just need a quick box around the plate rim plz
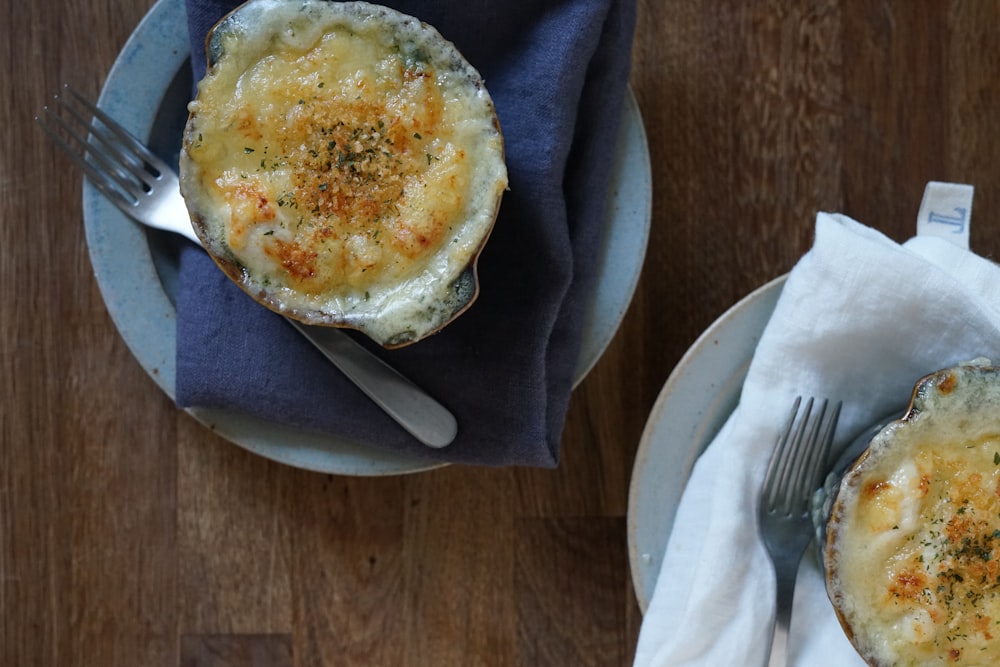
[85,0,651,475]
[626,274,787,610]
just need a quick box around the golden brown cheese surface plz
[830,423,1000,664]
[180,0,506,345]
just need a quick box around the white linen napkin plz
[633,196,1000,666]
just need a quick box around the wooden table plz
[5,1,1000,665]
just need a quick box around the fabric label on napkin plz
[916,181,973,249]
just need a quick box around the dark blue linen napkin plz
[177,0,637,467]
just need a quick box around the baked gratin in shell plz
[180,0,507,347]
[825,359,1000,666]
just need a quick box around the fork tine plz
[801,400,840,498]
[763,397,841,516]
[48,92,153,200]
[35,107,137,212]
[782,398,817,509]
[63,86,167,176]
[789,399,829,505]
[42,106,131,194]
[762,397,806,512]
[56,96,145,179]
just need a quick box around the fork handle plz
[286,320,457,448]
[763,555,800,667]
[766,581,792,666]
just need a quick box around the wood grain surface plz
[5,1,1000,665]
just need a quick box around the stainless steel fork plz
[757,397,841,666]
[38,86,457,449]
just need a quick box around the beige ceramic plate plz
[627,276,786,610]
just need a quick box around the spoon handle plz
[287,320,458,449]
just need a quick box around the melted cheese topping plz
[180,0,506,345]
[828,369,1000,666]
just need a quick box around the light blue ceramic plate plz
[84,0,652,475]
[627,276,787,610]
